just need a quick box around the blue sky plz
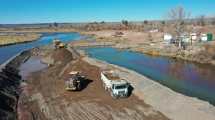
[0,0,214,24]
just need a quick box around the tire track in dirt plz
[22,48,169,120]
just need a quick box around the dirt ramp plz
[51,48,73,63]
[41,48,74,66]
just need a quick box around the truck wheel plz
[105,87,108,91]
[77,84,81,91]
[111,93,118,99]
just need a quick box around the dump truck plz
[65,71,85,91]
[53,39,66,49]
[101,70,129,99]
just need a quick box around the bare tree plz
[168,6,190,35]
[211,16,215,25]
[167,6,190,47]
[197,15,206,26]
[161,21,165,25]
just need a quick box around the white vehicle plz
[101,70,129,98]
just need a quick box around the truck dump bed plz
[102,70,120,81]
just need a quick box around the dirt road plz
[18,47,168,120]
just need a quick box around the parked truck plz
[101,70,129,99]
[65,71,85,91]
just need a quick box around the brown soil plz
[102,71,121,80]
[19,48,169,120]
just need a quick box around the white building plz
[163,34,172,44]
[191,33,197,41]
[201,34,207,42]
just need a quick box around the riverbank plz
[82,55,215,120]
[73,30,215,66]
[0,33,42,46]
[0,27,77,33]
[0,50,31,119]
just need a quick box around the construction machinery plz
[53,39,66,49]
[101,70,130,99]
[65,71,85,91]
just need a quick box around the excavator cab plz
[53,39,66,49]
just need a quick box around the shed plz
[164,34,172,44]
[179,33,191,43]
[207,33,213,41]
[201,34,207,42]
[190,33,197,41]
[181,35,190,43]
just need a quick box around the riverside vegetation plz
[0,33,41,46]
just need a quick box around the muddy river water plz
[85,47,215,106]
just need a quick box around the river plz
[85,47,215,106]
[1,32,215,106]
[0,32,86,64]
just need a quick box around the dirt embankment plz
[0,33,42,46]
[0,51,31,120]
[18,47,169,120]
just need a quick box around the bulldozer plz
[65,71,85,91]
[53,39,66,49]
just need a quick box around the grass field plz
[0,33,41,46]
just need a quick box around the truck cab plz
[111,80,129,98]
[101,70,130,99]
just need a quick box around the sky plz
[0,0,214,24]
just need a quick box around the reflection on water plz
[19,56,47,79]
[86,47,215,105]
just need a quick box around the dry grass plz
[0,33,41,46]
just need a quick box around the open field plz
[0,27,76,33]
[0,33,41,46]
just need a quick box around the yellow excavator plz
[53,39,66,49]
